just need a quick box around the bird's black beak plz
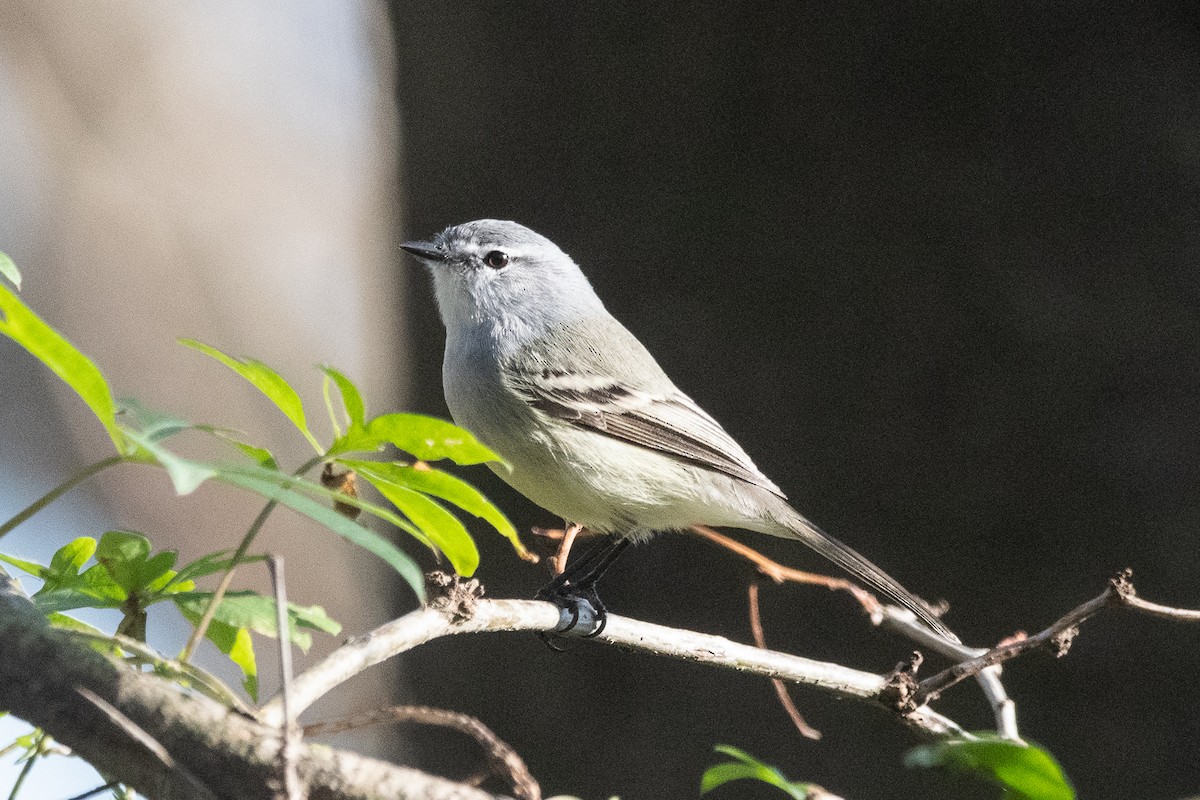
[400,240,446,262]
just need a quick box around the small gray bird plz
[403,219,954,639]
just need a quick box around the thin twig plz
[691,525,884,619]
[180,454,324,662]
[878,607,1019,740]
[60,629,251,714]
[305,706,540,800]
[1123,592,1200,621]
[0,455,124,540]
[913,569,1196,708]
[61,781,121,800]
[692,524,1023,739]
[75,687,218,800]
[267,556,301,800]
[6,730,44,800]
[747,583,821,740]
[550,523,581,576]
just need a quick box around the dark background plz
[389,3,1200,799]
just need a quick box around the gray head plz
[402,220,605,334]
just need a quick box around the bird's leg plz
[535,535,630,636]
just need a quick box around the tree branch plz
[912,568,1200,707]
[0,566,503,800]
[305,706,540,800]
[692,524,1021,740]
[260,579,969,739]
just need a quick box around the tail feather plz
[764,506,959,642]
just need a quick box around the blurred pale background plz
[0,3,408,796]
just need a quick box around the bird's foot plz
[535,582,608,638]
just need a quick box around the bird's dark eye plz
[483,250,510,269]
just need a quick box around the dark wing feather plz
[512,367,787,499]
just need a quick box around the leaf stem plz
[6,730,45,800]
[179,454,325,662]
[0,455,124,540]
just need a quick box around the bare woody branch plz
[912,568,1200,708]
[305,706,540,800]
[260,579,970,739]
[0,566,503,800]
[692,524,1020,740]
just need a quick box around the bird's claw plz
[536,585,607,638]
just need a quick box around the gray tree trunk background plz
[2,2,1200,800]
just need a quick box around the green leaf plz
[116,398,194,442]
[197,426,278,468]
[341,460,479,577]
[329,413,504,467]
[172,590,340,651]
[0,281,124,450]
[167,550,265,589]
[96,530,178,595]
[320,365,366,427]
[905,736,1074,800]
[355,459,529,560]
[179,339,320,452]
[217,470,426,602]
[69,425,428,599]
[46,613,108,637]
[701,746,813,799]
[95,529,151,570]
[32,563,128,612]
[175,605,259,700]
[47,537,97,580]
[119,426,218,495]
[0,552,51,580]
[0,251,21,290]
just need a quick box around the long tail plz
[757,502,959,642]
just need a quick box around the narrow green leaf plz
[32,578,126,613]
[119,427,218,495]
[167,550,265,588]
[75,426,428,598]
[0,553,51,580]
[178,339,320,452]
[217,471,426,601]
[0,252,21,290]
[226,626,258,698]
[0,282,124,450]
[905,737,1074,800]
[145,569,193,595]
[116,398,193,442]
[353,459,529,560]
[329,413,504,467]
[194,426,277,468]
[320,365,366,427]
[213,460,435,550]
[702,746,812,799]
[341,460,479,576]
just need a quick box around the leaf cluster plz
[0,256,532,795]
